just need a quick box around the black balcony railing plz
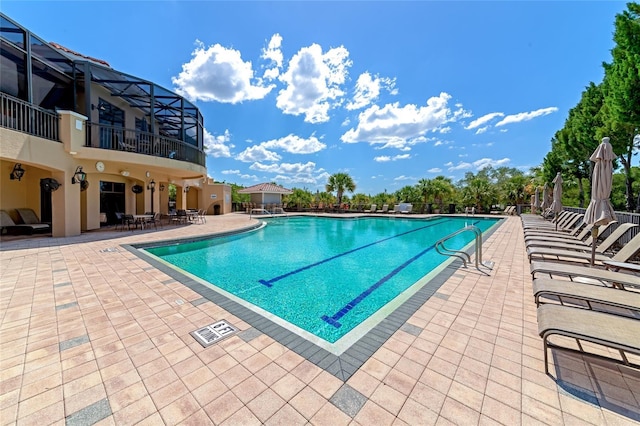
[86,123,206,167]
[0,93,60,142]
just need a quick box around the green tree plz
[430,176,455,212]
[416,178,432,213]
[458,172,495,211]
[317,191,335,206]
[230,183,251,203]
[394,185,421,205]
[283,188,313,210]
[600,2,640,210]
[326,173,356,206]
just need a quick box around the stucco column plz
[51,170,81,237]
[58,110,87,155]
[83,173,101,230]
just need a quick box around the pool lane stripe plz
[321,219,482,328]
[321,244,436,328]
[257,218,448,287]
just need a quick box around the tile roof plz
[50,42,112,67]
[238,182,293,194]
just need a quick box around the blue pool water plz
[145,216,499,344]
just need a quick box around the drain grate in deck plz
[190,320,238,347]
[100,247,119,253]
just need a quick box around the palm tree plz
[431,176,455,212]
[283,188,313,211]
[326,173,356,206]
[417,178,432,213]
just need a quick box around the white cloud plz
[261,33,283,80]
[374,153,410,162]
[427,168,442,173]
[341,92,454,150]
[495,107,558,126]
[447,162,472,171]
[250,161,317,174]
[204,128,233,158]
[475,126,488,135]
[247,161,330,186]
[345,72,396,110]
[276,44,352,123]
[465,112,504,130]
[220,169,258,180]
[262,134,326,154]
[172,40,274,104]
[236,145,281,162]
[472,157,510,169]
[446,157,510,172]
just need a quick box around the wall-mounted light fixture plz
[120,170,130,177]
[147,179,156,214]
[71,166,87,184]
[10,163,25,181]
[184,185,190,193]
[159,183,166,192]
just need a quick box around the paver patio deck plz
[1,214,638,425]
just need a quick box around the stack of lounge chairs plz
[520,211,640,374]
[1,209,50,235]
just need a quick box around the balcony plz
[86,123,206,167]
[0,93,60,142]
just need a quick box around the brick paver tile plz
[231,376,268,404]
[439,396,480,425]
[289,386,326,420]
[270,373,305,403]
[398,396,439,425]
[112,395,157,426]
[219,406,261,426]
[246,388,286,423]
[354,400,396,426]
[309,401,352,426]
[369,381,407,416]
[159,393,200,424]
[263,402,306,425]
[308,370,343,399]
[346,370,381,399]
[203,391,243,424]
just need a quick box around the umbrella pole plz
[590,226,599,267]
[555,212,558,231]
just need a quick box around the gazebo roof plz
[238,182,293,194]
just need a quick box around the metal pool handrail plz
[435,225,494,273]
[249,207,289,219]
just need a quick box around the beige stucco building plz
[1,13,231,237]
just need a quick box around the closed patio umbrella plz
[540,183,549,213]
[550,172,563,230]
[533,187,540,214]
[584,137,617,266]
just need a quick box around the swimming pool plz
[143,216,499,353]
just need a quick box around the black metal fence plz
[0,93,60,142]
[565,207,640,245]
[86,123,205,167]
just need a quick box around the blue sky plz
[3,1,628,195]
